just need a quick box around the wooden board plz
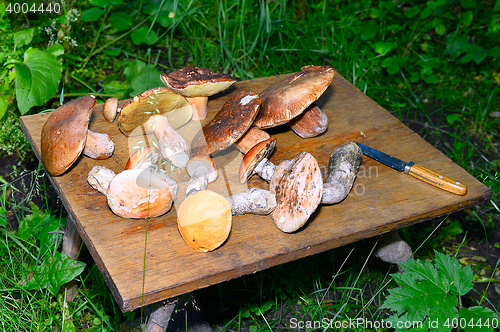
[20,71,492,312]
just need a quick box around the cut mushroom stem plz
[186,96,209,121]
[226,187,276,215]
[87,165,116,196]
[253,158,277,182]
[288,103,329,138]
[83,130,115,159]
[185,156,218,197]
[321,142,363,204]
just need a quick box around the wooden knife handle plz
[407,164,467,196]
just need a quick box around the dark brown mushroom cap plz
[238,137,276,184]
[117,86,191,136]
[41,95,96,176]
[253,65,334,129]
[160,66,237,98]
[270,151,323,233]
[191,90,261,156]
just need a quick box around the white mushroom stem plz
[322,163,354,204]
[253,158,277,182]
[83,130,115,159]
[226,188,276,215]
[185,167,210,197]
[186,96,209,121]
[87,165,116,196]
[147,115,190,168]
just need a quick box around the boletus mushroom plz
[185,156,218,197]
[160,66,237,121]
[288,102,329,138]
[117,86,192,136]
[41,95,115,176]
[103,97,119,123]
[88,165,177,219]
[191,90,261,156]
[253,65,334,136]
[233,127,272,154]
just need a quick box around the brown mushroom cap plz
[238,137,276,184]
[177,190,232,252]
[107,168,175,219]
[103,97,119,122]
[191,90,261,156]
[117,87,192,136]
[186,156,218,183]
[269,151,323,233]
[160,66,237,98]
[41,95,96,176]
[253,65,334,129]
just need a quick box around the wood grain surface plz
[20,71,492,312]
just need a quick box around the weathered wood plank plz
[20,71,492,312]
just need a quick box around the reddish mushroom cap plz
[253,65,334,129]
[238,137,276,184]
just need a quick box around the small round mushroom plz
[269,152,323,233]
[238,138,277,184]
[177,190,232,252]
[233,127,272,154]
[185,156,218,197]
[322,142,363,204]
[253,65,334,130]
[288,102,329,138]
[146,114,190,168]
[160,66,237,121]
[226,187,276,215]
[88,165,177,219]
[41,95,115,176]
[117,87,192,137]
[191,90,262,156]
[103,97,119,122]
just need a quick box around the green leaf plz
[460,0,476,8]
[131,27,159,45]
[404,6,420,18]
[109,11,132,31]
[104,48,121,56]
[461,10,473,27]
[360,20,377,40]
[494,0,500,11]
[13,48,63,115]
[445,33,469,59]
[373,42,396,55]
[434,250,473,296]
[81,7,106,22]
[124,60,163,97]
[23,251,86,296]
[143,0,176,27]
[459,306,499,332]
[47,43,65,57]
[91,0,110,7]
[13,28,34,49]
[460,48,489,64]
[435,23,446,35]
[381,56,402,75]
[0,97,8,120]
[420,7,433,19]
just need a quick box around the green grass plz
[1,0,500,330]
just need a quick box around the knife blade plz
[356,142,467,196]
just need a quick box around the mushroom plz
[41,95,115,176]
[160,66,237,121]
[117,86,192,137]
[177,190,232,252]
[239,138,277,184]
[227,187,276,215]
[88,165,177,219]
[103,97,119,122]
[253,65,334,133]
[288,102,329,138]
[146,114,190,168]
[233,127,272,154]
[125,146,160,170]
[322,142,363,204]
[268,152,323,233]
[191,90,261,156]
[185,156,218,197]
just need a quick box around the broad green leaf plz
[445,33,469,58]
[0,97,8,120]
[131,26,159,45]
[104,48,121,56]
[435,23,446,35]
[124,60,163,97]
[489,46,500,59]
[461,10,473,27]
[459,306,499,332]
[460,0,476,8]
[420,7,433,19]
[460,48,489,64]
[13,48,63,115]
[373,42,396,55]
[109,11,132,31]
[91,0,110,7]
[143,0,176,27]
[38,216,65,258]
[81,7,106,22]
[360,20,377,40]
[14,28,33,48]
[421,74,440,84]
[404,6,420,18]
[495,0,500,11]
[381,56,402,75]
[47,43,65,57]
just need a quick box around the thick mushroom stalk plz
[321,142,363,204]
[288,103,329,138]
[226,187,276,215]
[83,130,115,159]
[185,96,209,121]
[147,114,190,168]
[185,156,218,197]
[87,165,116,195]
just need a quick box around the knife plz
[356,142,467,196]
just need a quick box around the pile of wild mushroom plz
[40,65,363,253]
